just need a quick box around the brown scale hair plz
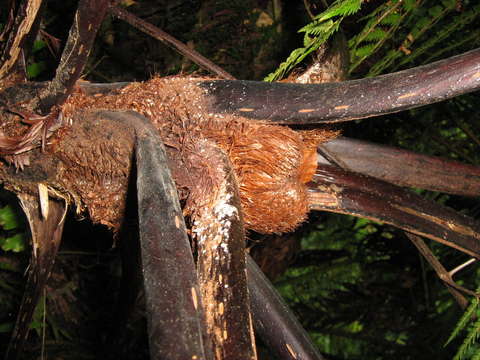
[63,76,339,233]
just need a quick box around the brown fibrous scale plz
[60,76,339,233]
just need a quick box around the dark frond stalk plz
[110,6,235,80]
[38,0,110,112]
[247,255,326,360]
[405,233,470,309]
[199,48,480,124]
[136,130,210,359]
[308,164,480,258]
[5,193,67,360]
[193,141,256,360]
[319,137,480,197]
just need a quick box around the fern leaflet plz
[264,0,362,81]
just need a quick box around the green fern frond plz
[428,4,446,17]
[400,1,453,49]
[445,295,479,346]
[315,0,362,21]
[348,0,411,74]
[392,3,480,70]
[362,28,388,42]
[440,0,456,7]
[423,29,480,64]
[403,0,418,11]
[302,20,336,43]
[445,283,480,360]
[264,0,361,82]
[473,349,480,360]
[353,44,377,58]
[365,0,467,76]
[349,0,468,75]
[381,12,403,26]
[348,1,403,49]
[453,316,480,360]
[264,48,308,82]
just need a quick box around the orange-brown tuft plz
[62,76,339,233]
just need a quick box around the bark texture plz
[192,141,256,360]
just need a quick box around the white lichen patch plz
[192,186,239,255]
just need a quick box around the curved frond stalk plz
[38,0,110,112]
[319,137,480,196]
[110,6,235,80]
[202,48,480,124]
[446,291,480,346]
[405,233,470,309]
[308,164,480,258]
[135,114,210,360]
[247,255,326,360]
[192,141,257,360]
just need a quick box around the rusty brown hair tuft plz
[62,76,339,233]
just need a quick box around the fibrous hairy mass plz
[61,76,339,233]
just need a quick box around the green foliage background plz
[1,0,480,359]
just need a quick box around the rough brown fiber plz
[62,76,339,233]
[41,111,135,229]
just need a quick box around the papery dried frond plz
[0,108,64,168]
